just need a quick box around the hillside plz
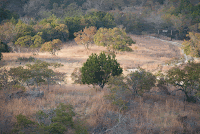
[1,34,200,134]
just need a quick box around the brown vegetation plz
[1,35,200,133]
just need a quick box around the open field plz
[1,35,200,134]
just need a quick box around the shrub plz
[17,56,35,62]
[182,32,200,57]
[167,61,200,102]
[126,67,156,97]
[71,67,82,84]
[81,52,122,89]
[12,103,88,134]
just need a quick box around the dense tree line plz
[0,0,199,57]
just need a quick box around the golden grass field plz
[0,35,200,134]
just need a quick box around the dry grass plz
[1,35,200,133]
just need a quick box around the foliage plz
[17,56,35,62]
[94,27,135,52]
[37,15,69,42]
[126,67,156,96]
[14,35,32,48]
[64,16,85,39]
[166,61,200,102]
[8,60,63,89]
[12,103,88,134]
[47,103,75,133]
[0,22,17,43]
[31,32,45,48]
[106,75,130,109]
[182,32,200,57]
[81,52,123,89]
[54,24,69,41]
[40,39,62,55]
[0,39,9,52]
[83,11,116,29]
[74,26,97,49]
[106,67,156,108]
[71,68,83,84]
[12,114,36,133]
[15,19,35,40]
[0,8,19,23]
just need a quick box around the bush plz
[12,103,88,134]
[126,68,156,97]
[167,61,200,102]
[71,68,82,84]
[17,56,35,62]
[106,67,156,109]
[182,32,200,57]
[81,52,123,89]
[0,40,9,52]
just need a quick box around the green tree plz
[31,32,45,48]
[126,67,156,97]
[182,32,200,57]
[14,35,32,47]
[8,60,64,90]
[166,61,200,102]
[54,24,69,41]
[15,19,35,40]
[94,27,135,52]
[0,39,9,52]
[74,26,97,49]
[64,16,84,39]
[106,75,130,109]
[40,39,62,55]
[81,52,123,89]
[106,67,156,108]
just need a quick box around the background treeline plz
[0,0,200,56]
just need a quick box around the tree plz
[105,67,156,109]
[31,32,45,48]
[94,27,135,52]
[0,39,9,52]
[182,32,200,57]
[81,52,123,89]
[54,24,69,42]
[15,19,35,40]
[14,35,32,48]
[166,61,200,102]
[126,67,156,97]
[40,39,62,55]
[64,16,85,39]
[0,22,17,43]
[74,26,97,49]
[8,60,64,90]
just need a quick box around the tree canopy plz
[74,26,97,49]
[81,52,123,89]
[40,39,62,55]
[166,61,200,102]
[94,27,135,52]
